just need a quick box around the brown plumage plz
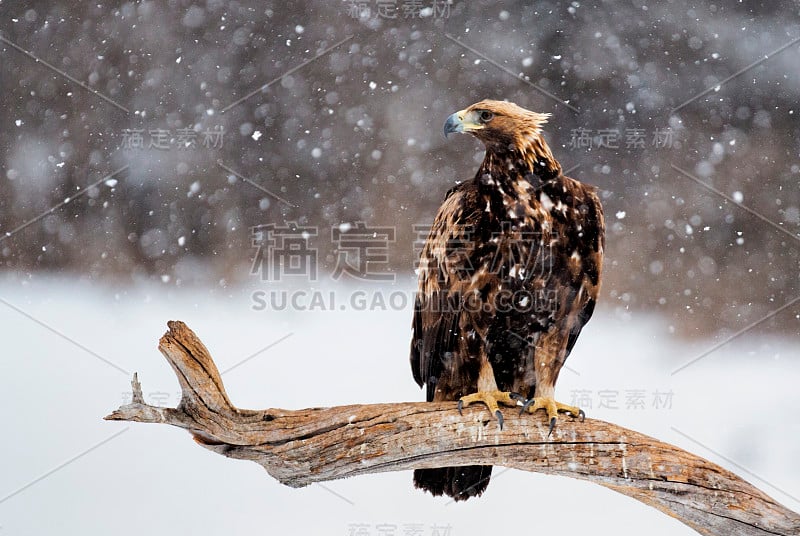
[410,100,605,500]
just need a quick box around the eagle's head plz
[443,99,550,151]
[444,99,560,180]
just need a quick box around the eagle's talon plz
[548,417,556,437]
[457,390,518,428]
[519,396,584,435]
[457,399,464,416]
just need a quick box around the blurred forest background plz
[1,0,799,336]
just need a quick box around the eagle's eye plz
[479,110,494,123]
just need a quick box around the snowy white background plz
[0,276,797,535]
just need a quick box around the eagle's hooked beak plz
[443,112,464,138]
[443,109,483,138]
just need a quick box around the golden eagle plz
[410,100,605,500]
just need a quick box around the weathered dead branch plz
[105,321,800,536]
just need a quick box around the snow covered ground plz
[0,275,797,535]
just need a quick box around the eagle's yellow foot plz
[457,391,523,430]
[519,397,585,436]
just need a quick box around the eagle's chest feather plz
[471,177,567,282]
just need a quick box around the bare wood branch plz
[105,321,800,536]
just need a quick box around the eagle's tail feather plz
[413,465,492,501]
